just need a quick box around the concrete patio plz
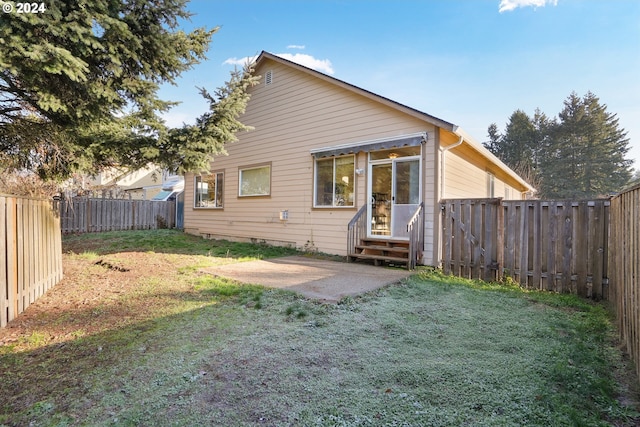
[200,255,413,303]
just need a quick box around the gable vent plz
[265,70,273,85]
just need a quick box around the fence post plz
[495,200,504,282]
[132,200,136,230]
[601,201,610,300]
[0,197,7,327]
[86,197,91,233]
[6,198,17,324]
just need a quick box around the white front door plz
[391,158,421,239]
[368,148,421,239]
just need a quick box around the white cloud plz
[498,0,558,13]
[223,56,258,66]
[223,53,335,75]
[287,45,306,50]
[275,53,335,75]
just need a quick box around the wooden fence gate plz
[441,198,610,299]
[440,198,503,283]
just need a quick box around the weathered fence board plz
[609,184,640,382]
[1,196,63,328]
[441,198,502,282]
[506,200,610,298]
[57,197,175,234]
[441,198,610,299]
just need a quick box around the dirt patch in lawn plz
[0,251,200,349]
[1,238,406,350]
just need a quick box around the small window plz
[239,164,271,197]
[314,155,355,207]
[194,172,224,208]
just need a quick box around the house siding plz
[443,151,488,198]
[443,148,525,200]
[184,57,436,256]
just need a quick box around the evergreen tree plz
[0,0,257,180]
[486,92,633,198]
[162,67,259,174]
[530,108,553,171]
[484,109,550,193]
[545,92,632,198]
[501,109,536,170]
[485,123,502,155]
[629,169,640,188]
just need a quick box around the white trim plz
[367,150,422,240]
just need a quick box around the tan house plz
[74,165,171,200]
[183,51,533,267]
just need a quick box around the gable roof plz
[255,51,456,132]
[254,51,534,193]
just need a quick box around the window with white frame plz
[194,172,224,208]
[314,155,355,207]
[239,163,271,197]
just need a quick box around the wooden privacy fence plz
[441,198,503,283]
[441,198,610,299]
[56,197,175,234]
[608,184,640,381]
[1,196,63,328]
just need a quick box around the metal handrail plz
[347,205,367,259]
[407,202,424,269]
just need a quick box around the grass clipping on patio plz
[0,230,638,426]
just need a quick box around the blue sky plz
[159,0,640,168]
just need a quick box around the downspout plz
[435,134,463,269]
[439,135,463,199]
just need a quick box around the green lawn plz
[0,230,638,426]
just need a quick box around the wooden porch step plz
[359,238,409,244]
[354,244,409,254]
[347,203,423,270]
[348,253,409,265]
[359,238,409,247]
[348,238,411,267]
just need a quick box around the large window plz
[239,163,271,197]
[315,155,355,207]
[194,172,223,208]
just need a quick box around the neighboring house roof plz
[254,51,534,193]
[86,165,163,190]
